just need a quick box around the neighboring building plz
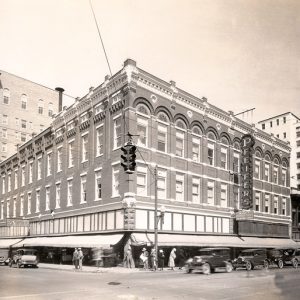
[258,112,300,241]
[0,70,63,162]
[0,59,295,266]
[258,112,300,190]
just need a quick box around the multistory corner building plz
[0,70,63,162]
[0,59,297,265]
[258,112,300,241]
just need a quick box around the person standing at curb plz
[168,248,176,270]
[158,249,165,271]
[140,248,149,270]
[150,248,157,271]
[78,248,84,271]
[72,248,79,270]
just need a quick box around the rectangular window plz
[175,131,184,157]
[96,126,104,156]
[276,119,279,126]
[68,141,74,167]
[95,171,102,200]
[265,194,270,213]
[273,167,278,184]
[81,134,88,162]
[192,178,200,203]
[233,153,239,173]
[0,201,4,219]
[13,198,16,217]
[21,119,26,129]
[67,179,73,206]
[114,117,122,149]
[207,181,214,205]
[282,198,286,216]
[270,121,272,128]
[6,200,10,218]
[262,123,265,130]
[80,176,87,203]
[207,142,214,166]
[283,116,286,123]
[21,133,26,142]
[2,114,8,124]
[112,168,119,197]
[254,160,261,179]
[45,187,50,211]
[1,143,7,152]
[175,173,184,202]
[255,192,261,212]
[220,148,227,169]
[57,147,63,172]
[27,193,31,215]
[136,166,147,196]
[14,169,18,190]
[220,184,228,207]
[137,118,147,147]
[7,173,11,192]
[283,132,286,139]
[274,196,278,214]
[47,152,52,176]
[21,165,26,186]
[157,125,167,152]
[157,169,167,199]
[80,113,88,123]
[38,106,43,114]
[192,138,200,162]
[2,128,7,139]
[264,163,270,181]
[28,161,33,184]
[56,183,61,208]
[37,157,42,180]
[36,190,40,213]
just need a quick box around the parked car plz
[233,249,269,271]
[0,249,9,266]
[266,249,285,268]
[9,248,39,268]
[185,247,233,275]
[272,248,300,268]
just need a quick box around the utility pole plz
[154,166,158,267]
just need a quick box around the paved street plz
[0,266,300,300]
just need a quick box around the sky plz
[0,0,299,123]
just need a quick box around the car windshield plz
[282,249,294,256]
[240,251,254,256]
[198,250,214,256]
[23,250,37,255]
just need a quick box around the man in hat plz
[72,248,79,270]
[78,248,84,271]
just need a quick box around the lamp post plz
[154,166,166,268]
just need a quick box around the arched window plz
[220,137,229,169]
[273,158,279,184]
[136,104,150,147]
[3,89,10,104]
[157,112,169,152]
[175,119,186,157]
[207,131,216,166]
[233,142,240,151]
[192,126,202,136]
[264,154,271,181]
[21,94,27,109]
[192,126,202,163]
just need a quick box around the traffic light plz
[121,143,137,174]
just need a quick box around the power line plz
[89,0,112,77]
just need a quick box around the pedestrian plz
[150,248,157,271]
[72,248,79,270]
[168,248,176,270]
[158,249,165,271]
[177,248,186,270]
[125,246,135,268]
[92,247,103,271]
[78,248,84,271]
[140,247,149,269]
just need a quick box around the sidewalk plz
[38,263,178,274]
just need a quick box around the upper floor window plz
[220,183,228,207]
[27,192,32,215]
[192,177,200,204]
[21,165,26,186]
[80,113,88,124]
[175,120,186,158]
[80,175,87,203]
[3,89,10,104]
[270,121,273,128]
[48,102,54,117]
[175,173,184,202]
[276,119,279,126]
[207,180,214,205]
[14,169,18,190]
[254,160,261,179]
[7,173,11,192]
[81,134,88,162]
[46,152,53,176]
[2,114,8,125]
[262,123,265,130]
[28,161,33,183]
[136,165,147,196]
[282,198,286,216]
[220,146,228,169]
[113,116,122,149]
[96,125,104,156]
[21,119,26,129]
[45,186,50,211]
[265,194,270,213]
[21,94,27,109]
[255,191,261,211]
[273,196,278,214]
[95,171,102,200]
[283,132,286,139]
[55,183,61,208]
[192,137,200,163]
[0,201,4,219]
[1,128,7,139]
[273,159,279,184]
[57,147,63,172]
[13,197,16,217]
[207,132,216,166]
[36,190,40,213]
[136,103,150,116]
[38,99,44,114]
[68,140,75,167]
[37,157,42,180]
[112,167,119,197]
[157,169,167,199]
[157,112,169,153]
[283,116,286,123]
[67,179,73,207]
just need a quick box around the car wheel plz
[9,261,13,268]
[292,259,298,269]
[277,260,283,269]
[186,268,192,274]
[225,262,233,273]
[245,261,252,271]
[17,261,21,268]
[264,260,269,270]
[202,263,211,275]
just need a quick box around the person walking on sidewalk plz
[150,248,157,271]
[168,248,176,270]
[158,249,165,271]
[78,248,84,271]
[72,248,79,270]
[140,248,149,270]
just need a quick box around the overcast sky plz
[1,0,299,123]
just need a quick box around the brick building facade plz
[0,59,295,262]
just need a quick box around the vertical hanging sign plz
[240,134,255,210]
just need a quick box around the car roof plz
[17,248,37,251]
[241,249,265,252]
[199,248,230,251]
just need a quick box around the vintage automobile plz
[0,249,9,266]
[270,248,300,268]
[185,247,233,275]
[266,249,285,268]
[233,248,269,271]
[9,248,39,268]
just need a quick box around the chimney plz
[55,87,64,112]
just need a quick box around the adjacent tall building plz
[0,59,296,265]
[0,70,63,162]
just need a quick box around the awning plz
[12,234,124,248]
[0,238,24,249]
[131,233,298,249]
